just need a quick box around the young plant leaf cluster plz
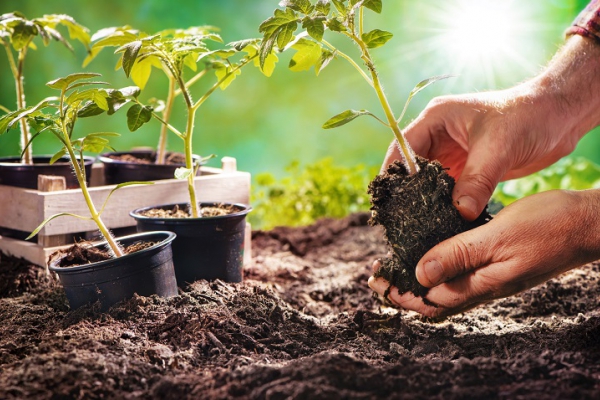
[85,26,276,217]
[259,0,450,175]
[0,12,90,164]
[0,73,147,258]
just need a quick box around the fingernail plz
[421,259,444,286]
[456,196,478,219]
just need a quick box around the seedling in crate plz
[0,72,148,257]
[0,12,90,164]
[87,26,277,217]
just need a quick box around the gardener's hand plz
[368,189,600,318]
[383,35,600,221]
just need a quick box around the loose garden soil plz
[1,212,599,399]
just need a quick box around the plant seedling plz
[259,0,450,176]
[0,12,90,164]
[0,72,148,258]
[85,26,277,217]
[259,0,489,299]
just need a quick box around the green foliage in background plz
[492,157,600,206]
[250,157,378,230]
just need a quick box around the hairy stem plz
[156,75,176,164]
[15,49,33,164]
[348,30,418,175]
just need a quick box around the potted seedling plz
[259,0,490,298]
[91,28,276,285]
[0,12,95,189]
[0,72,178,310]
[85,26,229,184]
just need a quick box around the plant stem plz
[347,31,418,175]
[15,49,33,165]
[156,75,176,164]
[66,142,124,257]
[184,108,199,217]
[321,40,373,87]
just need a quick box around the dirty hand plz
[383,35,600,221]
[369,189,600,318]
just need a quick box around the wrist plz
[572,189,600,263]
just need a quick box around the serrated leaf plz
[126,103,152,131]
[129,56,156,89]
[174,167,192,180]
[331,0,347,15]
[77,102,105,118]
[315,49,334,75]
[302,16,325,42]
[49,148,67,164]
[10,20,37,50]
[279,0,314,14]
[47,72,102,91]
[214,63,242,90]
[315,0,331,14]
[362,0,383,13]
[82,135,110,153]
[322,109,375,129]
[289,38,322,72]
[118,40,142,77]
[326,18,346,32]
[361,29,392,49]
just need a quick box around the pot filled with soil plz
[0,155,95,189]
[369,157,491,298]
[130,202,251,286]
[49,230,178,310]
[99,150,202,185]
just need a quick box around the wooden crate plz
[0,157,252,267]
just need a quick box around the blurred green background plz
[1,0,599,228]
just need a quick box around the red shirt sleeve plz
[566,0,600,42]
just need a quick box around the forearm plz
[530,35,600,142]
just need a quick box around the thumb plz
[415,228,492,288]
[453,149,506,221]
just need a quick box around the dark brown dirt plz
[51,241,158,268]
[139,204,241,219]
[1,213,599,399]
[108,152,186,165]
[369,158,491,298]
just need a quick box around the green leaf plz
[10,20,37,51]
[259,8,299,68]
[289,38,322,72]
[279,0,314,14]
[26,212,91,240]
[326,18,347,32]
[174,167,192,180]
[81,135,110,153]
[315,0,331,15]
[331,0,347,15]
[0,111,20,134]
[361,29,392,49]
[47,72,102,91]
[49,148,67,164]
[129,56,158,89]
[315,49,335,75]
[126,103,152,131]
[302,16,326,42]
[409,74,454,98]
[322,109,377,129]
[362,0,383,13]
[118,40,142,77]
[396,75,454,125]
[214,62,242,90]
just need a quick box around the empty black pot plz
[99,150,201,184]
[49,231,178,311]
[0,155,95,189]
[130,202,251,286]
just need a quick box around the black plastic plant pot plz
[0,155,95,189]
[99,150,202,184]
[49,231,178,311]
[130,202,251,286]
